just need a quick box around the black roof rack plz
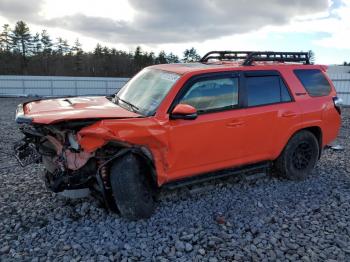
[200,51,310,65]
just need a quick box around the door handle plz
[226,120,245,127]
[281,111,297,118]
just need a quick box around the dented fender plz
[77,118,170,185]
[77,126,116,152]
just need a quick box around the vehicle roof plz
[149,62,327,75]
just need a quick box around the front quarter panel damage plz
[77,118,170,185]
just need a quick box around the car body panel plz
[19,96,141,124]
[77,117,170,184]
[166,108,248,180]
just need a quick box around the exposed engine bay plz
[14,119,136,210]
[16,122,92,185]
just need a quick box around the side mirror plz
[170,103,197,120]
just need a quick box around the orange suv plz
[15,51,342,219]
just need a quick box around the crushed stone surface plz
[0,98,349,261]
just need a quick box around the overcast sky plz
[0,0,349,64]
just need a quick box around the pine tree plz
[93,43,103,56]
[102,46,110,56]
[0,24,12,52]
[141,51,155,66]
[183,47,200,63]
[40,30,53,74]
[71,38,82,54]
[156,50,167,64]
[11,21,32,73]
[41,30,53,54]
[167,52,180,63]
[32,33,42,55]
[62,40,70,55]
[55,37,70,55]
[134,46,143,71]
[110,48,117,56]
[72,38,83,73]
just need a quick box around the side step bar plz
[163,161,271,190]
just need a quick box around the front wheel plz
[274,130,319,180]
[110,153,156,220]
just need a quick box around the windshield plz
[116,68,180,116]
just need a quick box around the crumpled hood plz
[17,96,142,124]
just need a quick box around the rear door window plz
[245,75,292,107]
[294,69,331,97]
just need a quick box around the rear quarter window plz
[294,69,331,97]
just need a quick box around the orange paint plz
[18,62,341,186]
[22,96,140,124]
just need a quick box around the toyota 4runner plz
[15,51,342,219]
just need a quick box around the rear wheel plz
[110,153,156,220]
[274,130,319,180]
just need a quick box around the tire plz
[274,130,319,180]
[109,153,156,220]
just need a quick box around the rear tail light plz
[333,96,343,115]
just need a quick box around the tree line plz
[0,21,325,77]
[0,21,201,77]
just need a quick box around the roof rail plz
[200,51,310,65]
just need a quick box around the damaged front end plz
[14,119,127,211]
[15,120,99,193]
[14,98,141,201]
[14,110,156,212]
[14,98,162,214]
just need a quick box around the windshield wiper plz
[114,95,140,113]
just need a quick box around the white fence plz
[0,73,349,105]
[0,75,129,97]
[327,73,350,106]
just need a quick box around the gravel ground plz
[0,97,349,262]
